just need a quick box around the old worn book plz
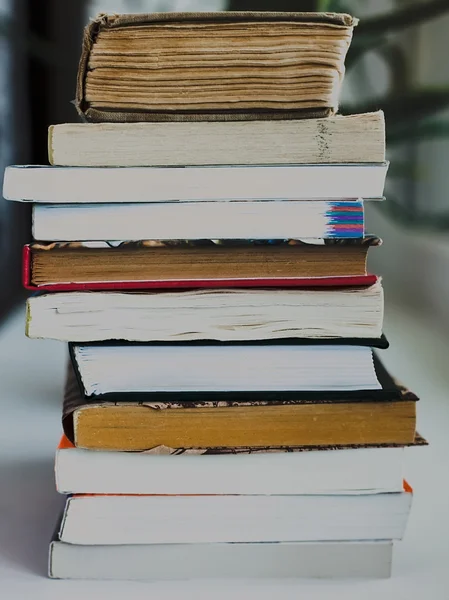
[55,433,426,496]
[56,484,412,545]
[3,163,388,203]
[23,237,381,291]
[76,12,357,122]
[49,537,394,580]
[62,359,417,451]
[48,112,385,167]
[26,281,384,342]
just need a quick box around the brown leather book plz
[62,360,417,452]
[25,237,381,290]
[76,12,357,122]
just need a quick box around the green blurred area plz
[228,0,449,228]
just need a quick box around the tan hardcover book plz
[76,12,357,122]
[62,361,417,452]
[48,112,384,167]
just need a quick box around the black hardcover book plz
[67,337,401,405]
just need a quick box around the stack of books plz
[3,11,426,581]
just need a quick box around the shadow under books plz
[0,458,63,576]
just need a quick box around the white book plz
[3,163,388,203]
[72,344,382,395]
[31,200,365,242]
[55,439,405,496]
[49,539,393,580]
[58,488,412,545]
[26,282,383,342]
[48,112,386,168]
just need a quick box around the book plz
[48,112,385,167]
[3,163,388,203]
[57,484,412,545]
[31,201,366,242]
[55,434,426,496]
[23,237,381,291]
[69,342,390,398]
[75,12,357,122]
[62,360,417,451]
[26,281,384,342]
[49,537,393,580]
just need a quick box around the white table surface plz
[0,302,447,599]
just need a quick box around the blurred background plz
[1,0,449,325]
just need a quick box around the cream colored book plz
[48,112,385,167]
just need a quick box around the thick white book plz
[72,344,382,396]
[48,112,386,167]
[55,437,405,496]
[31,200,365,241]
[58,487,412,545]
[26,282,383,342]
[49,539,393,580]
[3,163,388,203]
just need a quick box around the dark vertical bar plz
[26,0,87,163]
[0,0,30,318]
[227,1,318,11]
[26,0,50,164]
[0,0,87,320]
[47,0,87,126]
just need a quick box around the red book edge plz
[23,245,377,291]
